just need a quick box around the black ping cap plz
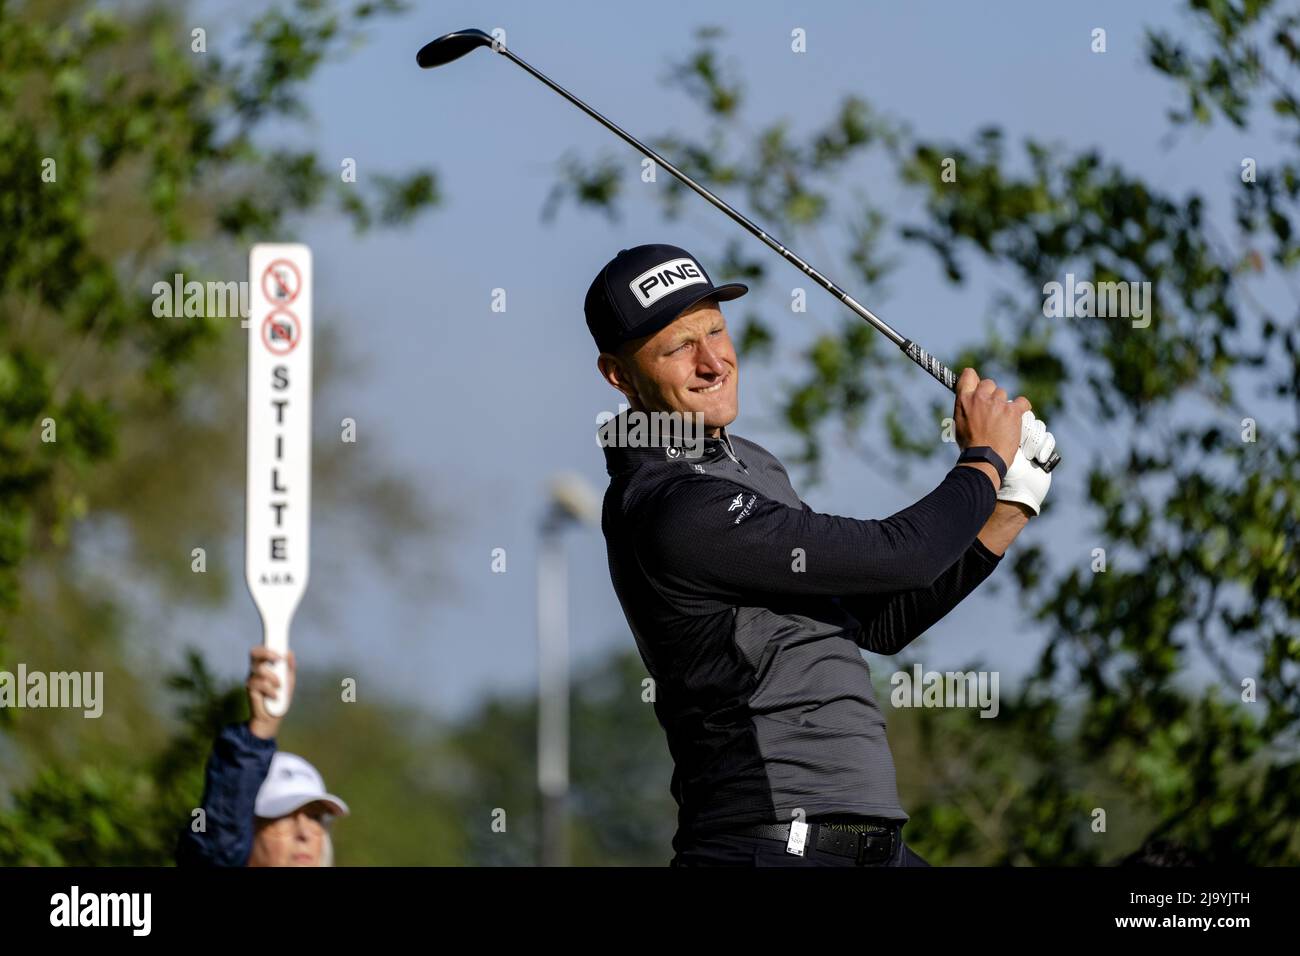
[584,244,748,353]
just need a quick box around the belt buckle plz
[854,824,896,866]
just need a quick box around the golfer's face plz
[629,300,739,430]
[248,802,329,867]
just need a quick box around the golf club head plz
[417,28,494,68]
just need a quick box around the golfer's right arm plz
[638,464,998,603]
[637,369,1027,603]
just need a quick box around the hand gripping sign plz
[246,244,312,717]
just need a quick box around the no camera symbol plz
[262,310,301,355]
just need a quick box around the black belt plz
[734,818,900,865]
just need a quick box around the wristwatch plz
[957,446,1008,482]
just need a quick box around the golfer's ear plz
[597,352,637,403]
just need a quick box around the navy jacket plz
[600,419,1001,837]
[176,722,276,867]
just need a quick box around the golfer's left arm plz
[839,451,1050,654]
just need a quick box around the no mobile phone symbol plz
[262,309,301,355]
[263,259,302,305]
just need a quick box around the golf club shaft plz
[492,42,1058,471]
[498,48,909,348]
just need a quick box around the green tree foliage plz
[0,0,437,645]
[5,0,1297,868]
[0,651,243,864]
[0,0,440,861]
[0,652,470,866]
[548,3,1300,863]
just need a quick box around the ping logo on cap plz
[629,257,707,308]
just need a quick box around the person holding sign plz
[175,647,349,867]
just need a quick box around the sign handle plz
[262,618,292,717]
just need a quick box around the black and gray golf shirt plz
[599,413,1003,837]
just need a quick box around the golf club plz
[417,28,1060,473]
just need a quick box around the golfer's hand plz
[1017,408,1057,468]
[248,647,295,740]
[953,368,1030,481]
[997,449,1052,516]
[997,409,1057,516]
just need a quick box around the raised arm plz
[837,538,1000,654]
[837,500,1033,654]
[175,721,275,867]
[635,367,1032,605]
[635,463,998,604]
[175,648,292,866]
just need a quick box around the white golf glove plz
[996,410,1056,516]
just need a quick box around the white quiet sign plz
[245,244,313,717]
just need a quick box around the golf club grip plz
[902,340,958,391]
[901,340,1062,473]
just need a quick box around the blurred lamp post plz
[538,471,599,867]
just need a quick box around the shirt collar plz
[599,409,738,475]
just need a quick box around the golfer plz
[176,648,349,867]
[587,243,1055,866]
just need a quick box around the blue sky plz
[172,0,1274,717]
